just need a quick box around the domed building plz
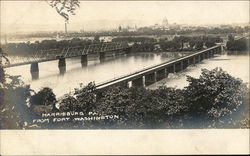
[162,18,170,30]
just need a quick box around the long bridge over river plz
[96,45,223,90]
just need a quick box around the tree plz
[1,48,34,128]
[60,82,97,113]
[226,38,248,51]
[47,0,80,33]
[30,87,57,106]
[228,34,234,42]
[184,67,248,127]
[59,94,78,111]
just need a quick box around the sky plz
[0,0,249,33]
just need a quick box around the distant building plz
[162,18,169,30]
[118,25,137,32]
[118,25,122,32]
[80,29,85,33]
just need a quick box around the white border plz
[1,129,249,155]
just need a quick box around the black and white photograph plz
[0,0,249,155]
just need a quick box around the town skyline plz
[0,1,249,34]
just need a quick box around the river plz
[5,50,249,97]
[6,52,184,97]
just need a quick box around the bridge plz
[96,45,223,90]
[3,41,130,79]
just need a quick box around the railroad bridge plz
[3,41,130,79]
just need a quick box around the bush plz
[30,87,56,106]
[184,67,248,127]
[59,82,96,113]
[0,73,34,129]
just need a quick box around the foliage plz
[59,82,96,113]
[226,38,249,51]
[0,72,34,129]
[112,37,157,43]
[159,35,222,52]
[47,0,80,21]
[30,87,57,106]
[184,67,248,127]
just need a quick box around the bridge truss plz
[3,41,129,68]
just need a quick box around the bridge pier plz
[215,48,219,54]
[174,62,183,72]
[189,57,195,65]
[167,65,175,73]
[100,52,105,61]
[206,51,210,58]
[206,51,210,59]
[220,45,224,53]
[132,77,145,87]
[183,59,189,69]
[156,68,167,81]
[193,57,196,64]
[58,57,66,75]
[30,62,39,80]
[200,54,204,61]
[145,72,157,86]
[218,47,221,53]
[194,55,200,63]
[211,50,214,57]
[81,55,88,67]
[187,59,190,66]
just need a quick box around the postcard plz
[0,0,249,155]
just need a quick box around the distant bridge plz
[3,41,130,79]
[3,41,130,68]
[96,45,223,90]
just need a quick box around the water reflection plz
[81,61,88,67]
[31,72,39,80]
[59,66,66,75]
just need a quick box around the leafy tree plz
[0,64,34,129]
[60,82,97,113]
[30,87,57,106]
[47,0,80,33]
[226,38,248,51]
[184,67,248,127]
[228,34,234,42]
[59,94,78,111]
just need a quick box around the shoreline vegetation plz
[2,25,249,40]
[0,34,249,129]
[2,35,223,56]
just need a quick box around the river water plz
[5,50,249,97]
[6,52,184,97]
